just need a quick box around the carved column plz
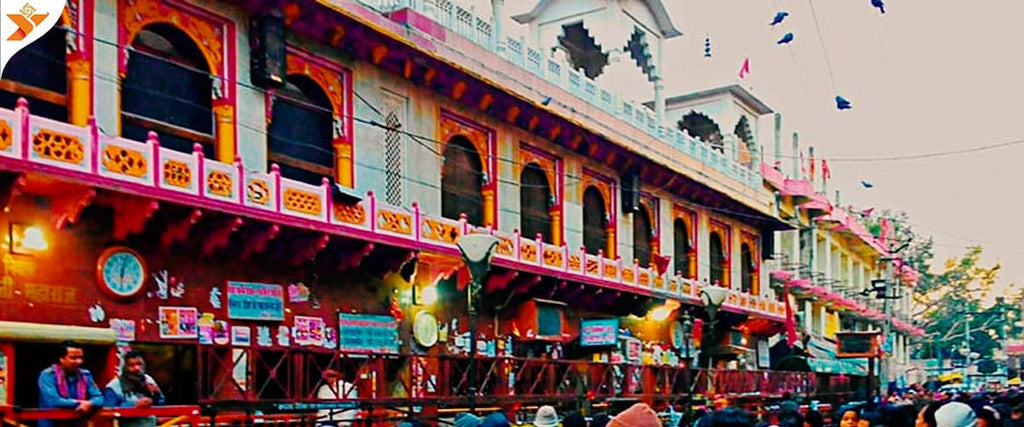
[605,224,616,260]
[482,187,495,228]
[67,56,92,126]
[549,208,562,246]
[334,139,353,188]
[213,103,236,163]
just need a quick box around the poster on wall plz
[232,326,251,347]
[158,306,198,339]
[0,348,7,404]
[110,319,136,342]
[580,318,619,347]
[338,313,399,354]
[293,316,326,347]
[758,339,771,369]
[623,336,642,365]
[226,281,285,321]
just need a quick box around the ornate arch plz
[439,111,496,227]
[518,143,563,245]
[740,231,760,295]
[638,192,659,256]
[581,168,616,258]
[673,204,697,279]
[708,219,732,288]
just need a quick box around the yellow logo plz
[6,3,48,42]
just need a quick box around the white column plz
[819,305,827,336]
[491,0,506,53]
[804,300,813,332]
[823,231,833,286]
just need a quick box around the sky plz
[463,0,1024,294]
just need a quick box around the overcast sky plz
[468,0,1024,293]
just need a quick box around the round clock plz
[95,246,148,299]
[413,311,439,348]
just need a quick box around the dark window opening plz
[741,243,754,294]
[582,186,608,255]
[122,24,214,158]
[129,343,198,404]
[0,27,68,121]
[269,74,335,186]
[625,28,656,82]
[633,205,653,267]
[734,116,754,148]
[520,163,553,243]
[557,23,608,79]
[710,232,726,286]
[679,111,723,152]
[674,218,691,278]
[441,136,484,226]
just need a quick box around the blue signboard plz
[339,313,399,354]
[580,318,619,347]
[226,281,285,321]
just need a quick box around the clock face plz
[413,311,439,348]
[97,247,147,298]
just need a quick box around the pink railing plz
[0,101,785,321]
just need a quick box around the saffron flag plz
[784,283,799,347]
[821,159,831,180]
[809,154,816,180]
[738,58,751,79]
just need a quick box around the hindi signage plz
[226,281,285,321]
[580,318,619,347]
[338,313,399,354]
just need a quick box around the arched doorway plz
[633,205,653,267]
[674,218,691,278]
[268,75,335,186]
[709,232,726,286]
[520,163,553,243]
[122,23,214,158]
[441,136,484,226]
[582,186,608,255]
[741,243,754,294]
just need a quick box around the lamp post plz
[680,311,694,423]
[456,233,499,412]
[698,286,728,394]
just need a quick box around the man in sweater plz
[37,341,104,427]
[103,351,165,427]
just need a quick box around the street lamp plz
[698,286,728,377]
[456,233,499,412]
[680,311,694,423]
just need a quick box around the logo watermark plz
[1,1,66,78]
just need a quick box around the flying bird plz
[777,33,794,44]
[861,181,874,189]
[835,95,852,110]
[770,11,789,26]
[871,0,885,14]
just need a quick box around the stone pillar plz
[550,207,563,246]
[491,0,506,53]
[654,77,665,130]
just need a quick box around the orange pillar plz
[549,208,562,246]
[482,187,496,227]
[67,56,92,126]
[334,137,354,188]
[213,103,236,163]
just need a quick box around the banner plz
[226,281,285,321]
[159,306,198,339]
[338,313,399,354]
[580,318,619,347]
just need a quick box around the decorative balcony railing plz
[0,101,785,321]
[351,0,764,190]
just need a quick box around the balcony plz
[352,0,764,191]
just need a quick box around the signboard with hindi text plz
[227,281,285,321]
[338,313,399,354]
[580,318,619,347]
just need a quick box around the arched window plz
[0,26,68,121]
[633,205,653,267]
[122,24,214,158]
[441,136,484,225]
[268,75,334,186]
[520,163,552,243]
[582,186,607,255]
[709,232,726,286]
[740,243,754,293]
[673,218,691,278]
[679,111,723,152]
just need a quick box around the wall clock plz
[413,311,439,348]
[95,246,148,299]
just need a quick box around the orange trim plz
[709,219,731,288]
[120,0,225,78]
[673,204,697,279]
[740,231,760,295]
[439,111,497,227]
[581,169,616,259]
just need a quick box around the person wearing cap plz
[530,405,560,427]
[316,368,359,426]
[935,402,978,427]
[607,403,660,427]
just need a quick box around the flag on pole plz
[800,153,807,178]
[861,207,875,217]
[809,154,816,181]
[738,58,751,79]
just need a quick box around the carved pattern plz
[206,170,233,197]
[667,279,678,293]
[542,247,563,267]
[603,263,618,278]
[518,144,560,201]
[421,218,460,243]
[586,259,599,275]
[163,160,191,188]
[287,49,347,119]
[102,145,148,177]
[246,179,270,205]
[121,0,226,79]
[495,237,514,256]
[622,268,634,283]
[639,271,650,287]
[0,120,11,151]
[32,130,84,164]
[333,203,366,225]
[568,254,582,271]
[519,241,538,263]
[282,188,322,216]
[377,210,412,235]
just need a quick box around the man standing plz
[104,351,165,427]
[38,341,104,427]
[316,368,359,426]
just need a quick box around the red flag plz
[738,58,751,79]
[784,283,798,347]
[809,154,816,181]
[822,159,831,180]
[800,153,807,177]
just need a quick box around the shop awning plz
[807,358,867,376]
[0,321,117,344]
